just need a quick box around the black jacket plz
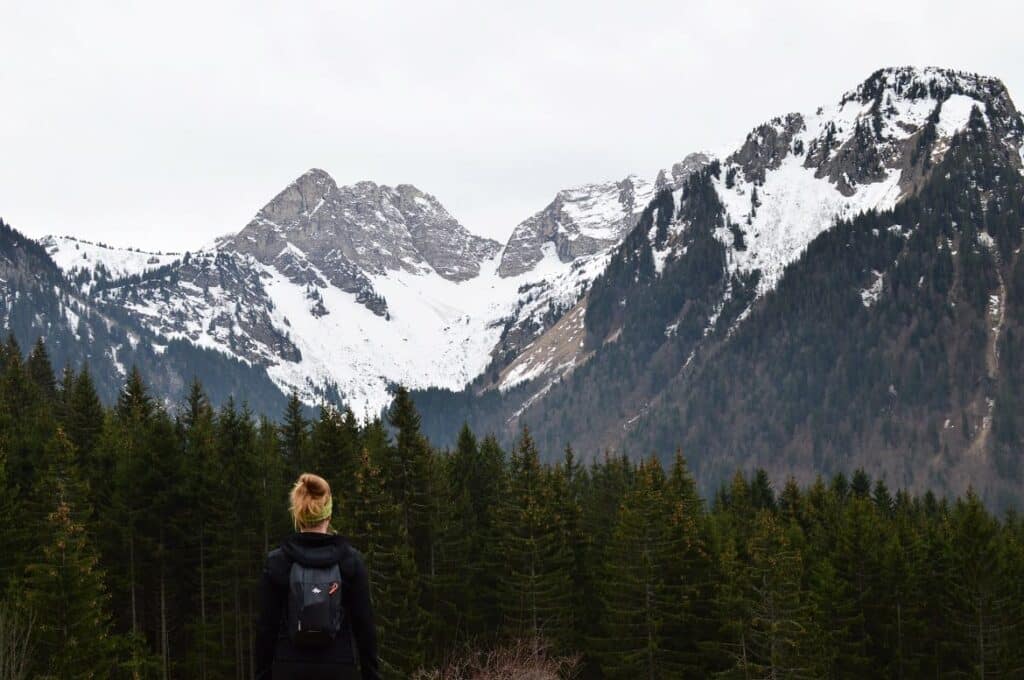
[256,533,380,680]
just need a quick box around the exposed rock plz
[729,114,805,184]
[655,153,712,191]
[223,169,501,315]
[98,250,302,366]
[498,154,710,278]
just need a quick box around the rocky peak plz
[655,153,712,191]
[256,167,337,226]
[227,169,499,282]
[220,169,501,316]
[727,114,805,184]
[497,176,652,278]
[498,153,711,278]
[842,67,1013,110]
[723,67,1023,203]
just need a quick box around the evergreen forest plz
[0,338,1021,678]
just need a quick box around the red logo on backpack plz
[328,582,339,596]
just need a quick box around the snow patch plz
[714,154,902,294]
[937,95,984,139]
[861,270,885,307]
[43,236,180,284]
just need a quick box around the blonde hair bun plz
[289,472,333,530]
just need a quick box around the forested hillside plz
[0,340,1020,678]
[415,73,1024,510]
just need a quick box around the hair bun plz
[290,473,333,530]
[299,473,328,497]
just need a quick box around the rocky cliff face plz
[497,153,710,278]
[222,169,501,317]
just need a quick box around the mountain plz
[412,67,1024,507]
[9,65,1022,503]
[0,222,290,413]
[223,168,503,316]
[47,157,709,415]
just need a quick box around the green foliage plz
[352,448,426,677]
[0,347,1019,678]
[497,427,572,645]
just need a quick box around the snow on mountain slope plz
[491,70,1023,401]
[259,251,565,413]
[83,166,637,416]
[659,67,1022,299]
[712,131,904,295]
[497,68,1024,407]
[45,67,1024,419]
[97,237,602,415]
[42,235,180,286]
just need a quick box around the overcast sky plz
[2,1,1023,252]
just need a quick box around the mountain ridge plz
[21,66,1024,507]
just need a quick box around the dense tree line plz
[0,340,1021,678]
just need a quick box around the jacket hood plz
[280,532,349,568]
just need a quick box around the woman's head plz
[289,472,333,532]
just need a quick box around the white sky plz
[2,0,1023,252]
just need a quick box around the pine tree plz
[712,529,753,677]
[350,449,425,678]
[25,338,56,401]
[428,424,481,648]
[209,399,263,678]
[0,335,53,494]
[116,365,154,422]
[664,451,715,676]
[596,458,687,678]
[779,476,804,525]
[497,427,571,646]
[945,490,1020,676]
[551,444,589,657]
[279,391,309,474]
[21,428,115,677]
[808,553,868,678]
[875,508,928,679]
[67,364,105,463]
[462,433,507,637]
[742,512,819,679]
[178,378,220,679]
[309,404,360,523]
[832,496,884,667]
[384,386,436,576]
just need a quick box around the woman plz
[256,473,380,680]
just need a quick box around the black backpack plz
[287,561,344,647]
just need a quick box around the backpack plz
[287,561,344,647]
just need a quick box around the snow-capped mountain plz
[705,66,1021,294]
[475,68,1024,406]
[50,157,713,414]
[68,170,652,414]
[413,66,1024,506]
[28,66,1024,475]
[222,169,503,317]
[0,222,289,414]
